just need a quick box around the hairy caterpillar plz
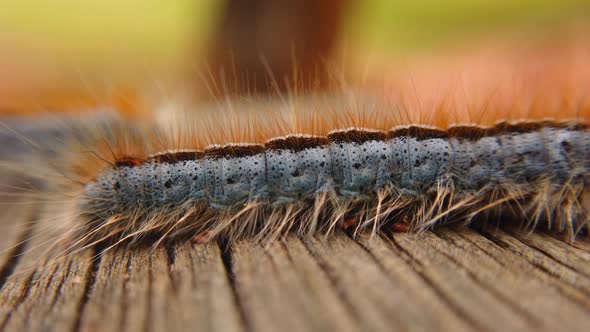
[73,116,589,250]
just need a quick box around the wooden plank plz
[385,230,544,332]
[433,228,590,331]
[77,249,130,332]
[303,233,472,332]
[78,242,243,332]
[2,251,95,332]
[0,270,37,331]
[79,247,152,332]
[231,236,361,332]
[505,229,590,276]
[0,199,95,332]
[148,248,180,332]
[150,243,243,332]
[0,172,47,283]
[476,228,590,297]
[0,198,36,287]
[0,196,39,331]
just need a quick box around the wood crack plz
[430,231,541,326]
[0,204,40,290]
[119,253,131,332]
[165,245,179,294]
[299,237,365,324]
[508,231,590,279]
[71,247,102,332]
[476,230,590,309]
[218,238,252,332]
[359,233,488,331]
[0,271,35,331]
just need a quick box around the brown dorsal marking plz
[483,120,575,136]
[540,120,589,131]
[110,121,588,168]
[147,151,203,164]
[570,122,590,131]
[448,121,589,140]
[265,136,329,152]
[388,126,448,141]
[328,129,387,144]
[447,125,488,140]
[114,157,144,168]
[204,144,265,159]
[486,121,543,136]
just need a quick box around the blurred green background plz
[348,0,589,50]
[2,0,588,58]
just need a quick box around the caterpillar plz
[73,116,589,250]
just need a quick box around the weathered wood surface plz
[0,122,589,332]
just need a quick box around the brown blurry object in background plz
[206,0,349,95]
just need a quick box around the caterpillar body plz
[78,119,590,248]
